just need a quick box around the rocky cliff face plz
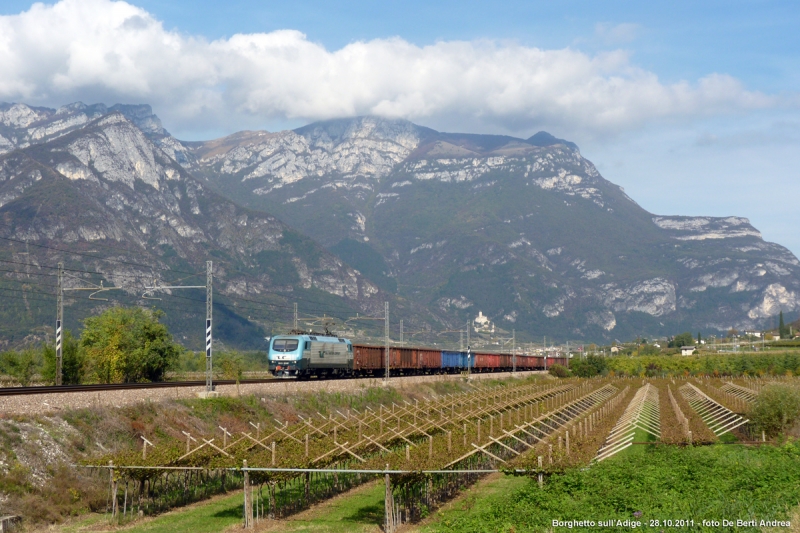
[0,102,170,154]
[0,112,387,347]
[3,103,798,342]
[179,117,800,338]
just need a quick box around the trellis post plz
[384,464,394,533]
[243,460,252,528]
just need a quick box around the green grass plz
[60,491,246,533]
[619,427,659,458]
[273,480,385,532]
[419,474,529,532]
[121,491,243,533]
[62,482,387,533]
[421,442,800,532]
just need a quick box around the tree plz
[779,311,788,339]
[217,350,245,395]
[570,355,608,378]
[81,307,181,383]
[749,383,800,438]
[0,349,38,386]
[42,330,85,385]
[668,332,694,348]
[697,332,702,344]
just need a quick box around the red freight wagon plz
[514,355,533,369]
[474,352,500,371]
[545,357,568,369]
[390,347,418,370]
[417,348,441,370]
[352,344,384,371]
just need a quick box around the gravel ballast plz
[0,371,546,416]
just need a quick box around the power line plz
[0,258,203,286]
[0,234,198,274]
[1,249,385,325]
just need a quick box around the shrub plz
[668,332,694,348]
[548,364,571,378]
[0,349,38,386]
[569,355,608,377]
[750,383,800,438]
[81,307,181,383]
[41,330,85,385]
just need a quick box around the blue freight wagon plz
[441,350,475,371]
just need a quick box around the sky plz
[1,0,798,256]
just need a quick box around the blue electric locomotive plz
[268,334,353,378]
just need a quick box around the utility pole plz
[206,261,213,393]
[56,262,63,386]
[294,302,298,331]
[467,344,472,380]
[400,319,403,346]
[466,318,472,380]
[142,263,209,394]
[512,329,516,373]
[384,301,390,382]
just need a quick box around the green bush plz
[0,349,38,386]
[750,383,800,438]
[81,307,182,383]
[569,355,608,377]
[548,364,570,378]
[668,332,694,348]
[41,330,85,385]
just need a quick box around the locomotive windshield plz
[272,339,299,352]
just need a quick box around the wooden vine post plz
[243,460,252,529]
[384,464,395,533]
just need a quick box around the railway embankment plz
[0,372,546,526]
[0,371,544,417]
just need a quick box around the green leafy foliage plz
[548,364,570,378]
[216,350,245,382]
[81,307,182,383]
[608,352,800,377]
[569,355,608,378]
[668,332,694,348]
[41,330,85,385]
[0,348,39,386]
[750,383,800,438]
[426,443,800,532]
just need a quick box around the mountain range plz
[1,101,798,347]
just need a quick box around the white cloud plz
[0,0,781,137]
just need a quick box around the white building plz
[473,311,495,333]
[681,345,697,356]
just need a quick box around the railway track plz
[0,378,279,396]
[0,369,545,397]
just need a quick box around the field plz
[4,370,800,532]
[420,443,800,532]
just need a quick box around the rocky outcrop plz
[4,106,799,341]
[0,112,387,347]
[181,115,800,338]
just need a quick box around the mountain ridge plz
[2,102,799,344]
[0,109,398,348]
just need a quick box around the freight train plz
[267,334,567,378]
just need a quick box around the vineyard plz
[85,375,799,530]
